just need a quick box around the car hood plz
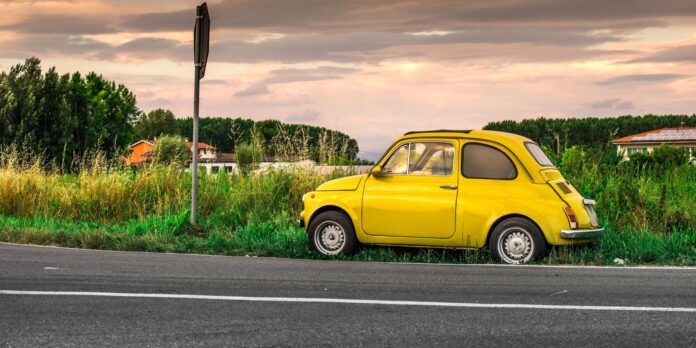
[316,174,366,191]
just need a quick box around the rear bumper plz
[561,227,605,239]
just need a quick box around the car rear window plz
[525,142,554,167]
[461,143,517,180]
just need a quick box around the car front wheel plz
[308,211,358,256]
[489,217,547,264]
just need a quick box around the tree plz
[134,109,178,140]
[0,57,140,169]
[151,135,189,165]
[235,143,257,175]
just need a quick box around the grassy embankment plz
[0,148,694,265]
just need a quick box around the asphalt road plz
[1,243,695,347]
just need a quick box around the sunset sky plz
[1,0,696,158]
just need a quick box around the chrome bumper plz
[561,227,605,239]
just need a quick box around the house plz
[612,127,696,160]
[124,140,155,165]
[186,141,218,159]
[197,152,238,174]
[125,139,238,173]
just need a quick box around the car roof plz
[401,129,533,144]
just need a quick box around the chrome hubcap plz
[498,228,533,264]
[315,221,345,255]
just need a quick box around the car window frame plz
[461,142,518,180]
[381,140,456,177]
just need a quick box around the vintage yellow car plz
[298,130,603,264]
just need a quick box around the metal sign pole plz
[191,2,209,225]
[191,64,200,225]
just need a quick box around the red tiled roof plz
[218,153,236,159]
[612,127,696,144]
[129,139,154,148]
[185,141,217,150]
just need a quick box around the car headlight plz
[302,193,307,202]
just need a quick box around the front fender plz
[302,191,364,241]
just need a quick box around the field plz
[0,147,694,265]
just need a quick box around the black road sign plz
[194,2,210,79]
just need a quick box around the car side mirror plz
[371,165,383,178]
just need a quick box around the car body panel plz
[316,175,364,191]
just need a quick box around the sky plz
[1,0,696,159]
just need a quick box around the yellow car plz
[298,130,604,264]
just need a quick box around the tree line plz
[484,115,696,152]
[175,117,359,163]
[0,58,361,168]
[135,109,360,163]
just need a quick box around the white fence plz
[196,161,373,175]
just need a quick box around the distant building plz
[125,139,238,173]
[126,140,155,165]
[185,141,218,160]
[612,127,696,160]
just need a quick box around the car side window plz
[462,143,517,180]
[382,144,409,174]
[383,142,454,176]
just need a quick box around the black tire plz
[308,211,358,256]
[489,217,547,264]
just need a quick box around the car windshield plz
[525,142,554,167]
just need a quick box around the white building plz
[612,127,696,160]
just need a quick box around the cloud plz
[96,37,189,61]
[629,44,696,63]
[595,73,687,86]
[117,0,696,33]
[0,14,116,34]
[285,108,320,122]
[234,66,357,97]
[233,82,269,97]
[588,98,634,109]
[2,0,667,65]
[206,29,624,64]
[0,34,111,59]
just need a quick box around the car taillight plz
[563,206,578,229]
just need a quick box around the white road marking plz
[43,267,60,270]
[1,290,695,313]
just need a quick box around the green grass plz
[1,214,694,265]
[0,146,695,266]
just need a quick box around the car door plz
[457,141,525,248]
[362,140,459,239]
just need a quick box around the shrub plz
[151,135,189,165]
[560,145,586,174]
[624,144,690,172]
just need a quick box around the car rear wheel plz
[489,217,546,264]
[308,211,358,256]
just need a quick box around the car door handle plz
[439,185,458,190]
